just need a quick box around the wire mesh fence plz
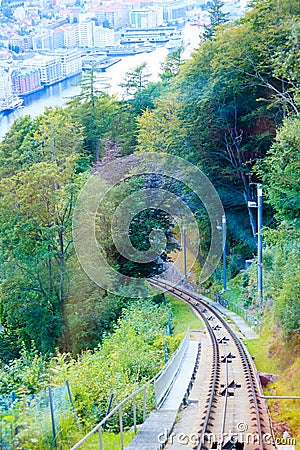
[0,382,75,449]
[214,293,263,335]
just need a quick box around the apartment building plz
[79,20,95,47]
[32,30,52,51]
[96,5,129,29]
[63,23,79,48]
[51,48,82,77]
[130,7,164,28]
[51,27,65,49]
[11,66,42,95]
[94,26,115,47]
[23,54,62,85]
[9,35,33,51]
[0,68,14,107]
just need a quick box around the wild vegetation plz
[0,294,200,448]
[0,0,299,445]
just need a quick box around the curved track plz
[148,278,277,450]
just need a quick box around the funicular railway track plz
[148,278,277,450]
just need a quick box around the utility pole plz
[216,215,227,292]
[222,214,227,292]
[257,184,263,308]
[182,226,187,280]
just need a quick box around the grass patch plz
[222,273,250,308]
[223,285,242,305]
[60,430,135,449]
[245,316,300,447]
[245,315,280,374]
[267,358,300,447]
[166,294,203,334]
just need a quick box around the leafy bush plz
[0,296,181,447]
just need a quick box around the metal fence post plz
[103,394,114,430]
[98,426,104,450]
[119,406,124,449]
[164,342,169,363]
[133,395,137,433]
[48,387,58,450]
[143,387,147,422]
[66,380,81,426]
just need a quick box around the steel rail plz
[148,278,274,450]
[148,279,222,449]
[149,279,222,448]
[196,302,220,448]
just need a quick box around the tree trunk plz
[95,139,99,162]
[58,228,65,305]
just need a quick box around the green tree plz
[67,67,122,162]
[0,115,37,177]
[120,62,150,98]
[136,96,187,155]
[259,115,300,227]
[160,46,184,83]
[203,0,228,40]
[119,62,161,114]
[0,108,84,176]
[0,158,81,352]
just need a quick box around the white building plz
[63,24,79,48]
[51,27,65,50]
[163,0,188,22]
[0,68,14,110]
[32,30,52,51]
[94,26,115,47]
[51,48,82,77]
[13,6,26,20]
[23,55,62,85]
[79,20,95,47]
[130,7,164,28]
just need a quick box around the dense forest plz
[0,0,299,445]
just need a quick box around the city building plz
[79,19,95,47]
[63,23,79,48]
[24,5,39,18]
[23,54,62,85]
[32,30,52,51]
[163,0,190,22]
[11,66,42,95]
[94,26,115,47]
[0,67,23,111]
[0,68,14,108]
[51,27,65,50]
[9,35,33,52]
[95,5,129,29]
[50,48,82,77]
[130,7,164,28]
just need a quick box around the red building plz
[11,67,42,95]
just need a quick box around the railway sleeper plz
[219,438,245,450]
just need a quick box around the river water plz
[0,24,201,138]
